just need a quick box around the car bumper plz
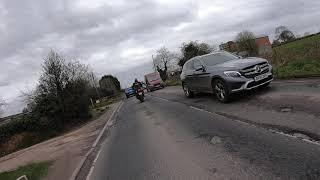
[225,73,273,93]
[148,84,164,91]
[125,93,135,97]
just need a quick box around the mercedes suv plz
[180,51,273,102]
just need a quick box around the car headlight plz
[224,71,242,77]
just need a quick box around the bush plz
[27,51,93,127]
[0,114,42,145]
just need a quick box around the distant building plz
[255,36,272,55]
[219,41,238,52]
[220,36,272,56]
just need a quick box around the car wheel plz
[182,83,194,98]
[126,95,129,98]
[213,80,230,103]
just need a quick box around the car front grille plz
[240,62,269,78]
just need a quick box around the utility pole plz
[90,73,101,100]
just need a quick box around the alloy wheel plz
[215,82,226,101]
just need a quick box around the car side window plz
[184,60,194,70]
[193,59,202,70]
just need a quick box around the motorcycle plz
[136,88,144,102]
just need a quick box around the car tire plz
[213,79,230,103]
[182,83,194,98]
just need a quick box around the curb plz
[69,101,123,180]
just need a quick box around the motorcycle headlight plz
[224,71,242,77]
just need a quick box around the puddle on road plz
[210,136,222,144]
[280,106,293,112]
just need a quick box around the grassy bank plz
[165,75,182,86]
[0,95,121,158]
[0,161,51,180]
[273,58,320,78]
[271,33,320,78]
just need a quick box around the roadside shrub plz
[0,114,41,145]
[27,51,93,127]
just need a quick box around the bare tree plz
[152,47,178,81]
[235,30,258,56]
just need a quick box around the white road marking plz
[92,101,123,148]
[69,101,123,180]
[85,102,124,180]
[86,149,102,180]
[302,138,320,146]
[189,106,206,112]
[93,149,102,164]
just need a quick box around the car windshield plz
[201,52,239,66]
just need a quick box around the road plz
[88,79,320,180]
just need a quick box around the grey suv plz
[180,51,273,102]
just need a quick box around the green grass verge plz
[273,58,320,78]
[272,33,320,78]
[273,34,320,56]
[0,161,51,180]
[90,105,109,119]
[165,78,181,86]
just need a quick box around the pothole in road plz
[195,132,210,139]
[210,136,222,145]
[307,84,320,88]
[292,133,311,140]
[270,129,320,145]
[279,106,293,112]
[208,167,218,174]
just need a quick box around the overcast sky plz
[1,0,320,116]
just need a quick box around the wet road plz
[89,88,320,180]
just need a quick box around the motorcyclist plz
[132,79,144,97]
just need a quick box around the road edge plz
[69,101,123,180]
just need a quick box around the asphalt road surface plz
[89,80,320,180]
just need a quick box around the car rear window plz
[201,52,238,66]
